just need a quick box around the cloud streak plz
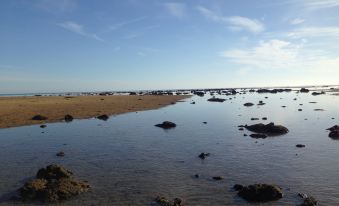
[196,6,265,34]
[57,21,103,41]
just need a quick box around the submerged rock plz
[212,176,224,180]
[198,152,210,159]
[19,165,89,203]
[40,125,47,128]
[155,121,176,129]
[302,196,318,206]
[97,114,109,121]
[154,196,182,206]
[296,144,305,148]
[312,91,325,96]
[32,115,48,121]
[56,151,65,157]
[300,88,309,93]
[237,184,283,202]
[233,184,244,191]
[64,114,73,122]
[250,133,267,139]
[245,122,288,136]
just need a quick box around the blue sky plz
[1,0,339,93]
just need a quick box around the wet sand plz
[0,95,190,129]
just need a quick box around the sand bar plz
[0,95,191,129]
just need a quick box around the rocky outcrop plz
[236,184,283,202]
[19,165,89,203]
[245,123,288,136]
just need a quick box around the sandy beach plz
[0,95,190,129]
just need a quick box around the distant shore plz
[0,95,191,129]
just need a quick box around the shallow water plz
[0,91,338,205]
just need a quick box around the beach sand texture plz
[0,95,190,129]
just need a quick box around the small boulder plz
[155,196,182,206]
[97,114,109,121]
[244,102,254,107]
[64,115,73,122]
[296,144,305,148]
[212,176,224,180]
[327,125,339,139]
[233,184,244,191]
[40,125,47,128]
[245,122,288,136]
[302,196,318,206]
[32,115,48,121]
[56,151,65,157]
[155,121,176,129]
[250,133,267,139]
[198,152,210,159]
[207,97,226,102]
[237,184,283,202]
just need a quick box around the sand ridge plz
[0,95,191,129]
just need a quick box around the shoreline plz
[0,95,191,129]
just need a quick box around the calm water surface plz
[0,91,338,205]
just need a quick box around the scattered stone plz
[202,122,207,124]
[56,151,65,157]
[32,115,48,121]
[237,184,283,202]
[155,121,176,129]
[243,134,248,136]
[154,196,182,206]
[298,193,308,199]
[19,165,89,202]
[282,106,286,108]
[262,117,267,120]
[233,184,244,191]
[298,109,303,111]
[194,174,200,178]
[40,125,47,128]
[250,133,268,139]
[302,196,317,206]
[244,102,254,107]
[239,128,244,131]
[245,122,289,136]
[198,152,210,159]
[258,101,265,106]
[251,118,259,121]
[300,88,309,93]
[97,114,109,121]
[314,109,324,111]
[212,176,224,180]
[309,102,317,104]
[191,101,196,104]
[312,91,325,96]
[327,125,339,139]
[64,114,73,122]
[208,97,226,102]
[296,144,305,148]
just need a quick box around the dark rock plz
[251,118,259,121]
[239,128,244,131]
[237,184,283,202]
[32,115,48,121]
[20,165,89,203]
[302,196,318,206]
[207,97,226,102]
[314,109,324,111]
[311,91,325,96]
[296,144,305,148]
[298,109,302,111]
[212,176,224,180]
[190,101,196,104]
[262,117,267,120]
[198,152,210,159]
[233,184,244,191]
[327,125,339,139]
[244,102,254,107]
[202,122,207,124]
[155,196,182,206]
[250,133,267,139]
[245,122,289,136]
[300,88,309,93]
[194,174,200,178]
[243,134,248,136]
[40,125,47,128]
[155,121,176,129]
[56,151,65,157]
[64,114,73,122]
[97,114,109,121]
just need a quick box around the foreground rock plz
[155,196,182,206]
[327,125,339,139]
[64,114,73,122]
[155,121,176,129]
[19,165,89,203]
[236,184,283,202]
[245,122,288,136]
[198,152,210,159]
[244,102,254,107]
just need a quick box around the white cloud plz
[302,0,339,10]
[164,3,186,18]
[290,18,305,25]
[196,6,265,34]
[221,39,339,74]
[288,27,339,38]
[57,21,103,41]
[109,16,147,31]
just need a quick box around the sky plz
[1,0,339,93]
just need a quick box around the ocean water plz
[0,91,338,205]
